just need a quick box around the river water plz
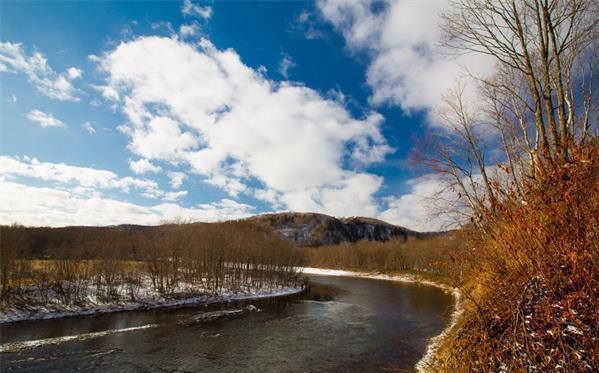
[0,275,454,372]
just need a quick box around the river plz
[0,275,454,372]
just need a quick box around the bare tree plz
[429,0,598,230]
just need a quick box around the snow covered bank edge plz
[0,286,305,324]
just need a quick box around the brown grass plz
[432,143,599,372]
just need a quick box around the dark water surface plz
[0,275,454,372]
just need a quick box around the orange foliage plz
[434,143,599,372]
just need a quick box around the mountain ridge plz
[244,212,430,247]
[5,213,435,248]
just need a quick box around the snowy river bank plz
[1,273,454,372]
[0,283,304,324]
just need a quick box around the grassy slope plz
[431,145,598,372]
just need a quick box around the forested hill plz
[245,212,431,247]
[2,213,434,256]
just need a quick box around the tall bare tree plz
[430,0,598,229]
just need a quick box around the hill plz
[245,212,429,247]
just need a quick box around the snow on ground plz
[301,267,455,291]
[0,281,304,325]
[300,267,462,373]
[3,266,458,372]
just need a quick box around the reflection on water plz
[0,275,454,372]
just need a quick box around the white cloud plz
[0,155,456,230]
[11,94,17,103]
[163,190,188,201]
[151,21,176,36]
[168,171,187,189]
[294,11,326,40]
[181,0,212,19]
[380,173,459,232]
[67,67,82,79]
[309,0,499,230]
[26,109,65,128]
[0,180,253,227]
[129,158,162,174]
[82,121,96,134]
[128,116,198,160]
[0,42,81,101]
[278,53,296,78]
[0,155,161,196]
[316,0,495,118]
[179,23,200,38]
[97,36,392,218]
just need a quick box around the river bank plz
[0,283,304,324]
[300,267,462,373]
[1,266,459,373]
[1,273,454,372]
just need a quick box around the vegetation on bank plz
[300,232,470,285]
[2,4,597,367]
[300,144,598,372]
[432,144,598,372]
[417,0,599,371]
[0,222,302,316]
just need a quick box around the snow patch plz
[0,284,304,325]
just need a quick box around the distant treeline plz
[0,222,302,304]
[300,231,470,283]
[0,220,467,309]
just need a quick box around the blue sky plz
[0,1,491,231]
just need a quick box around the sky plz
[0,0,492,231]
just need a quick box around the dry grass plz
[28,259,146,271]
[432,143,599,372]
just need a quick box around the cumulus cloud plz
[316,0,495,117]
[0,155,162,196]
[0,180,253,227]
[0,42,81,101]
[26,109,65,128]
[181,0,212,19]
[67,67,82,79]
[163,190,188,202]
[311,0,498,230]
[82,121,96,134]
[97,36,392,217]
[379,173,459,231]
[129,158,162,174]
[120,116,198,161]
[168,171,187,189]
[1,153,457,229]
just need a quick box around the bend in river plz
[0,275,454,372]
